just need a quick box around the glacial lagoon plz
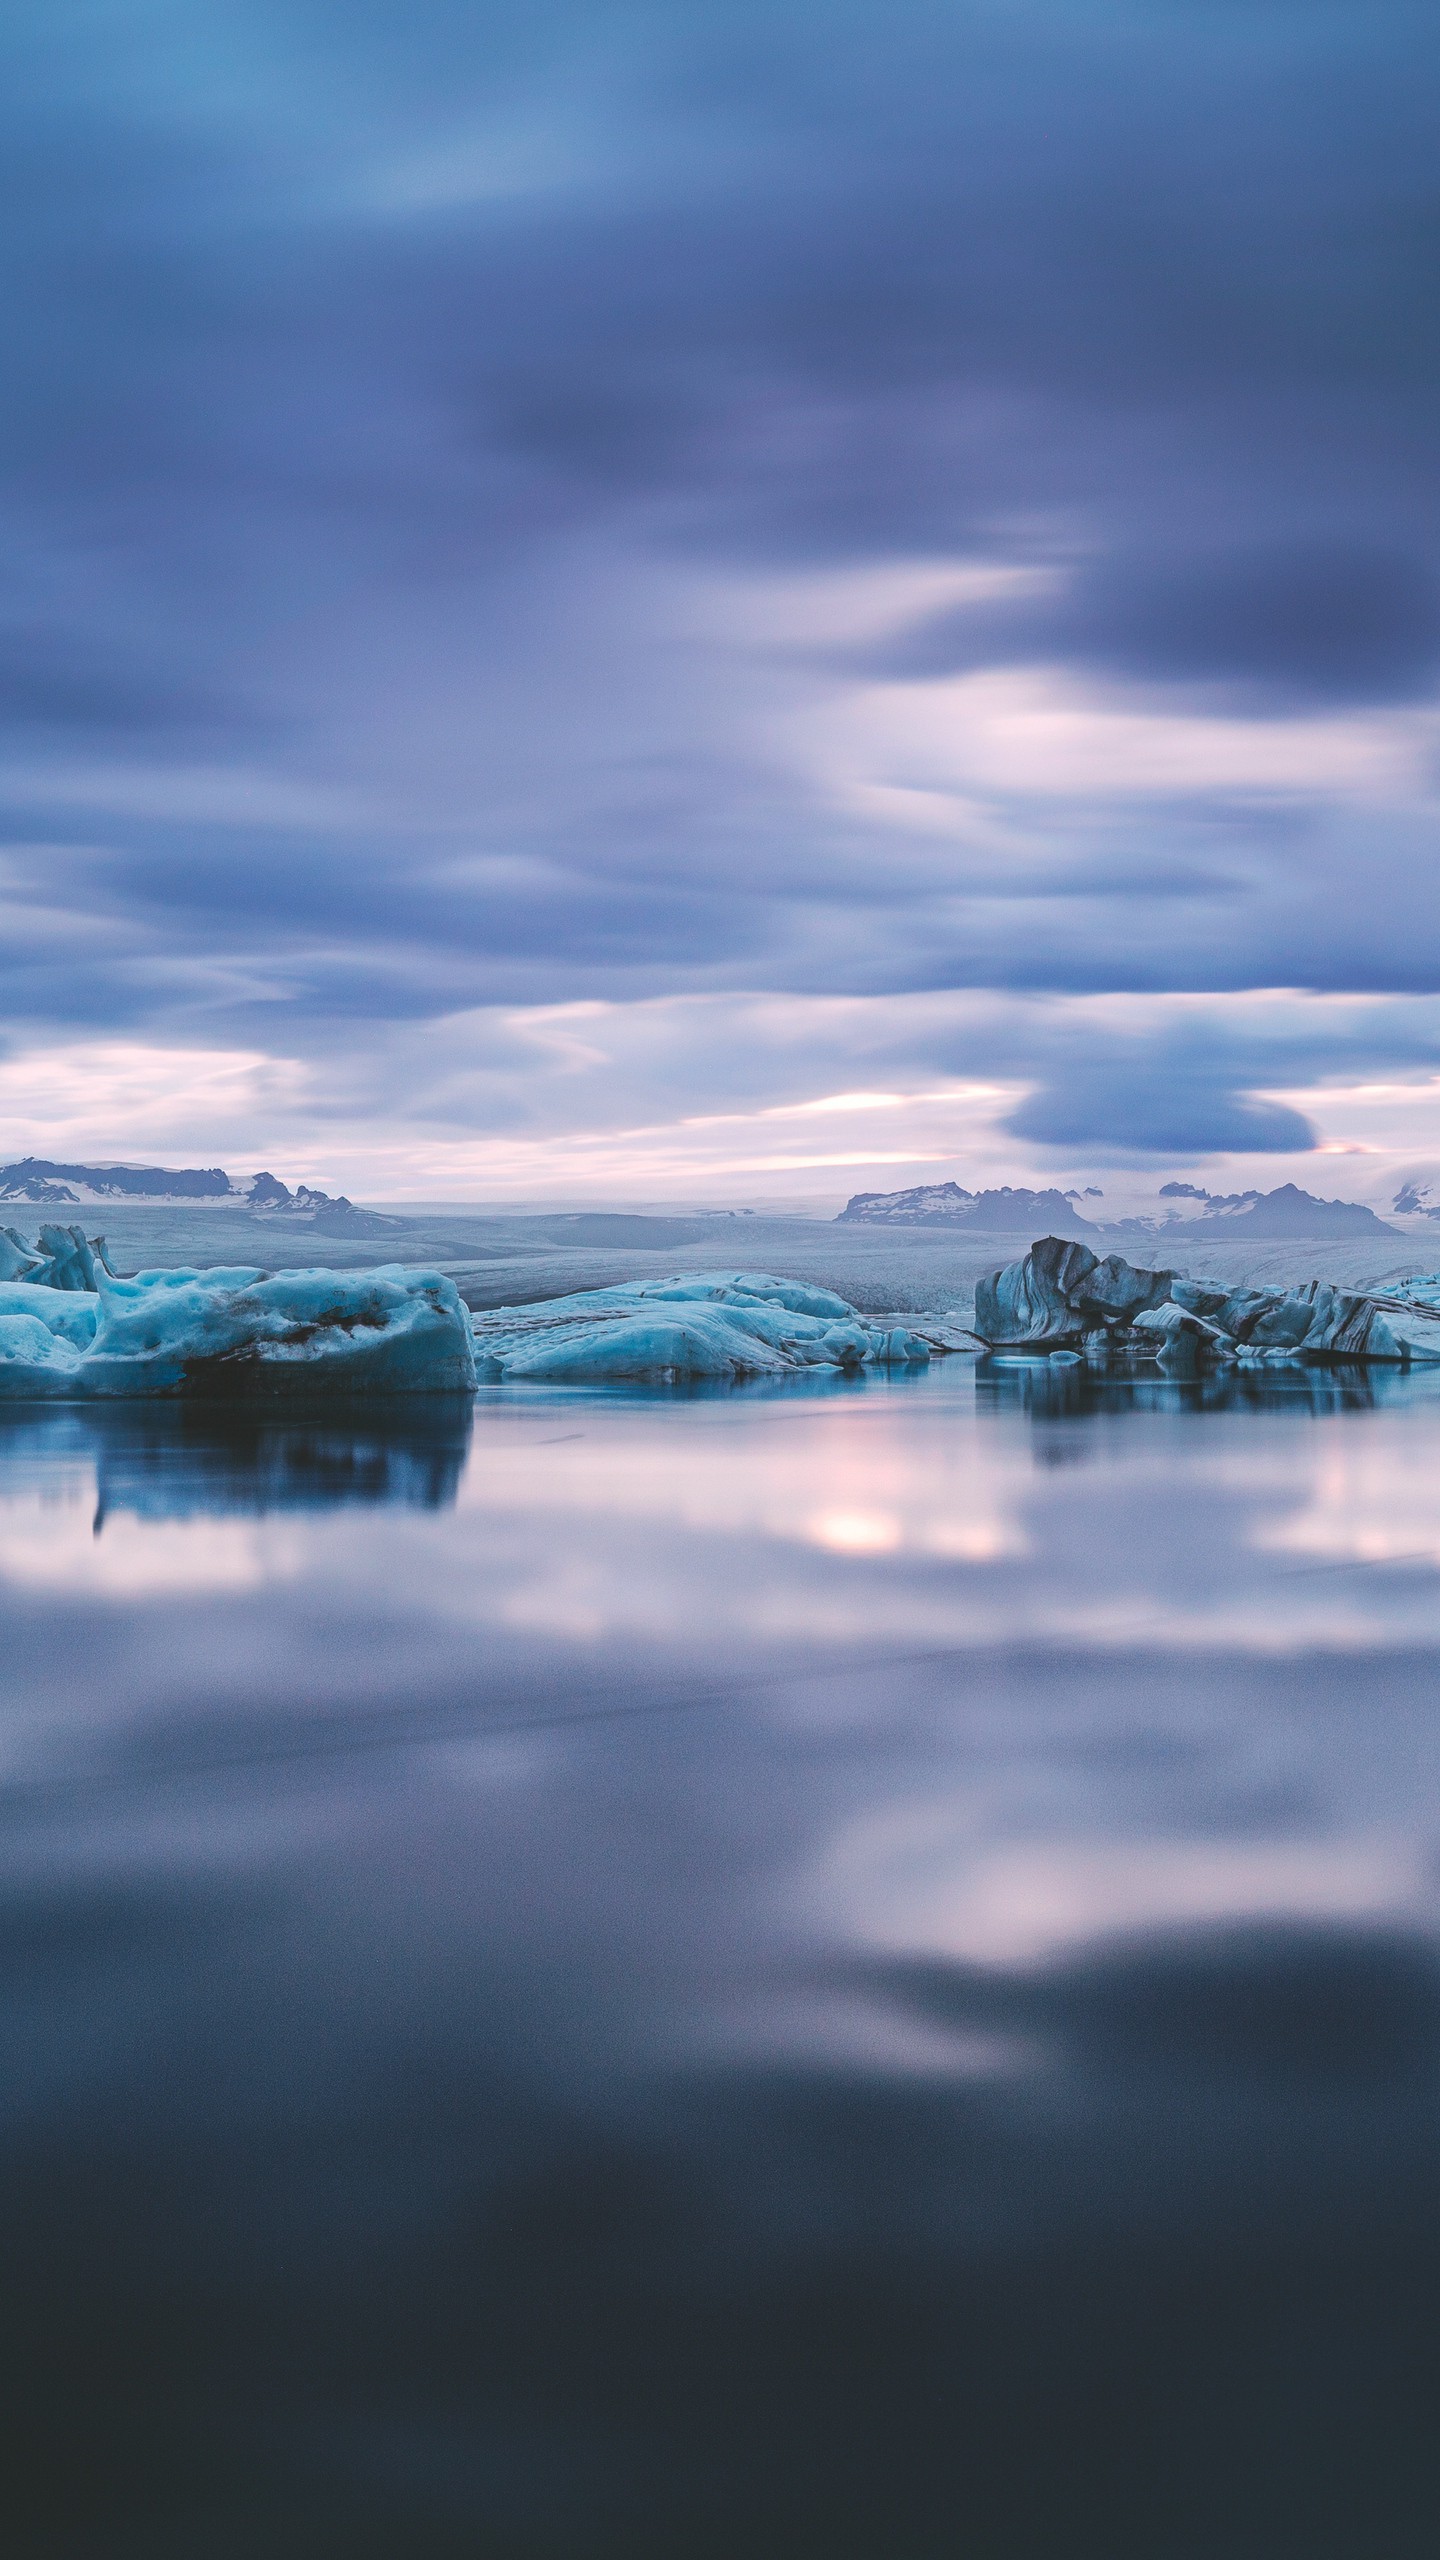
[7,1360,1440,2554]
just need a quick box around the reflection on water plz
[975,1347,1429,1419]
[0,1394,474,1524]
[4,1366,1440,2556]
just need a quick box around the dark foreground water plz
[6,1361,1440,2558]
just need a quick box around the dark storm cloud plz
[871,543,1440,711]
[923,997,1440,1160]
[1,0,1438,1136]
[1006,1051,1316,1157]
[1080,547,1440,708]
[974,1017,1324,1159]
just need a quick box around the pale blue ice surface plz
[471,1271,935,1380]
[0,1263,475,1396]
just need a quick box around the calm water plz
[6,1363,1440,2557]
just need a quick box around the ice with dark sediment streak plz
[471,1272,934,1381]
[975,1237,1440,1365]
[0,1265,476,1397]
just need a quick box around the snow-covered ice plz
[471,1272,934,1381]
[0,1264,476,1397]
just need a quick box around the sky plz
[2,0,1439,1206]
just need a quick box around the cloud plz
[0,3,1437,1172]
[870,544,1440,712]
[9,987,1440,1202]
[1006,1059,1317,1159]
[1073,545,1440,710]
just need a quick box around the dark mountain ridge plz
[1182,1183,1397,1238]
[0,1157,231,1203]
[0,1157,388,1227]
[837,1182,1096,1230]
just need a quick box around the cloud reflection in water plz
[3,1369,1440,2553]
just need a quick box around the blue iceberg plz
[0,1227,45,1283]
[974,1238,1440,1366]
[0,1264,476,1398]
[0,1262,935,1399]
[471,1272,934,1382]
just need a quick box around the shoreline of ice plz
[8,1231,1440,1400]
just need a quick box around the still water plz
[5,1363,1440,2556]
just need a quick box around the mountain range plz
[1157,1182,1397,1238]
[836,1182,1098,1230]
[839,1179,1398,1239]
[0,1158,375,1222]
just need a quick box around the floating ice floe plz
[975,1237,1440,1366]
[471,1273,936,1381]
[0,1264,476,1397]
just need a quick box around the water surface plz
[6,1365,1440,2556]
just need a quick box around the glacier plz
[471,1273,934,1381]
[0,1264,477,1398]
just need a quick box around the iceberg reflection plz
[975,1349,1409,1420]
[0,1396,473,1525]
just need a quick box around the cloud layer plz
[2,3,1437,1185]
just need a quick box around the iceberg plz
[1,1220,113,1287]
[32,1222,115,1290]
[975,1238,1440,1366]
[0,1261,934,1400]
[471,1272,934,1381]
[0,1264,476,1399]
[0,1226,45,1283]
[973,1236,1172,1348]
